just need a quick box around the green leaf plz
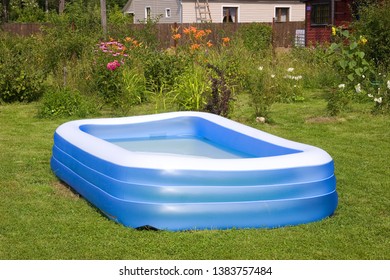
[357,51,365,59]
[355,68,363,76]
[348,61,357,69]
[339,60,348,69]
[347,74,355,81]
[350,42,358,50]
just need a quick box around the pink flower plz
[107,60,121,71]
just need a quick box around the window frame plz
[222,6,239,23]
[310,2,331,26]
[275,7,290,23]
[165,8,171,18]
[145,6,151,21]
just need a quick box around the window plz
[223,7,238,23]
[311,3,330,25]
[125,12,135,24]
[145,6,151,20]
[275,7,290,22]
[165,8,171,18]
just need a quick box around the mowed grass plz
[0,96,389,260]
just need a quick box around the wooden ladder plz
[196,0,212,23]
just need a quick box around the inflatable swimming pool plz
[51,111,338,231]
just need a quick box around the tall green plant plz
[173,63,210,112]
[0,33,46,102]
[38,87,94,118]
[238,23,272,54]
[326,27,374,115]
[352,0,390,71]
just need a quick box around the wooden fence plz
[1,21,306,48]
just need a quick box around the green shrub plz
[238,23,272,53]
[8,0,46,22]
[245,66,275,119]
[40,1,101,75]
[325,27,375,115]
[0,34,45,103]
[38,87,94,118]
[291,46,337,89]
[143,51,190,92]
[122,66,147,106]
[352,1,390,72]
[172,63,210,112]
[205,63,234,117]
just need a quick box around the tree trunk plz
[59,0,65,14]
[2,0,9,22]
[100,0,107,36]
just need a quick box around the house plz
[122,0,305,24]
[300,0,354,45]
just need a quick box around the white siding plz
[124,0,181,23]
[182,1,305,23]
[123,1,305,24]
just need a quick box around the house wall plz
[124,1,305,24]
[304,0,353,45]
[124,0,181,23]
[182,1,305,23]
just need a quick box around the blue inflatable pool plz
[51,111,338,231]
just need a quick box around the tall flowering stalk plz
[182,26,213,53]
[326,26,374,115]
[93,36,145,107]
[166,26,236,116]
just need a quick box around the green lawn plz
[0,96,389,260]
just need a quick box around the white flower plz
[296,75,303,80]
[374,97,382,104]
[368,94,374,98]
[256,116,266,123]
[271,74,275,78]
[287,68,294,72]
[387,80,390,90]
[258,66,263,71]
[338,84,345,89]
[355,83,362,93]
[362,74,365,79]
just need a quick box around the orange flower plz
[183,27,191,35]
[206,40,213,47]
[205,29,212,35]
[195,30,206,40]
[191,43,201,50]
[125,37,132,42]
[172,33,181,40]
[222,37,230,46]
[190,26,197,34]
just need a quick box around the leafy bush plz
[238,23,272,53]
[38,87,94,118]
[143,51,189,92]
[205,63,234,117]
[172,63,210,112]
[291,46,337,89]
[8,0,46,22]
[40,1,101,75]
[352,0,390,72]
[324,27,375,115]
[122,66,147,106]
[245,65,274,119]
[0,34,45,102]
